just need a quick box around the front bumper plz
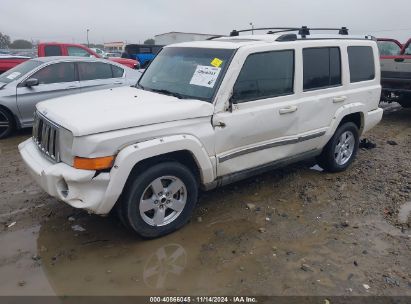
[18,139,111,214]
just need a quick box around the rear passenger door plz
[78,61,125,92]
[293,46,346,153]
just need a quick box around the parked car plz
[122,44,163,68]
[377,38,403,57]
[0,56,142,138]
[19,28,382,238]
[379,38,411,107]
[38,43,140,69]
[0,54,30,74]
[90,47,108,58]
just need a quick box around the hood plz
[36,86,214,136]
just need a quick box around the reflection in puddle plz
[144,243,187,289]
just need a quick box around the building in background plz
[154,32,222,45]
[104,41,125,52]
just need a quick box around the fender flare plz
[96,134,215,214]
[326,103,366,138]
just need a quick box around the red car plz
[0,43,139,74]
[0,55,30,74]
[37,43,139,69]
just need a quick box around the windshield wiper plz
[150,88,185,99]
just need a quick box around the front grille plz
[32,112,60,162]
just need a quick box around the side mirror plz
[25,78,39,88]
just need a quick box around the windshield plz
[0,60,42,84]
[138,47,235,101]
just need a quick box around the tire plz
[399,93,411,108]
[317,122,359,173]
[119,162,198,238]
[0,107,15,139]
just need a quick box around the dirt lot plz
[0,104,410,296]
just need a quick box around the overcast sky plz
[1,0,410,44]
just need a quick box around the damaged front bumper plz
[18,139,111,214]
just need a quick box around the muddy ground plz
[0,104,410,297]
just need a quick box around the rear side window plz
[78,62,113,80]
[232,50,294,102]
[44,46,62,56]
[111,65,124,78]
[348,46,375,83]
[32,62,76,84]
[303,47,341,91]
[67,46,91,57]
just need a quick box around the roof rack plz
[229,26,349,38]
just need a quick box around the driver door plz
[16,62,80,126]
[213,50,300,177]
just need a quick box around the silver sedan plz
[0,56,142,138]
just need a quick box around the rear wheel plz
[398,93,411,108]
[0,107,15,139]
[119,162,198,238]
[317,122,359,172]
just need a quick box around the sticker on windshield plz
[189,65,221,88]
[210,58,223,67]
[6,72,21,80]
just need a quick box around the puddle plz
[398,201,411,224]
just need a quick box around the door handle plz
[279,105,298,115]
[333,96,347,103]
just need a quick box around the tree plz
[0,33,11,49]
[144,38,155,45]
[9,39,32,49]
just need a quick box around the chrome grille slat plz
[32,112,60,163]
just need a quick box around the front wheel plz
[119,162,198,238]
[317,122,359,172]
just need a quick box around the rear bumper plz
[18,139,111,214]
[363,108,383,133]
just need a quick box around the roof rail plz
[229,26,349,38]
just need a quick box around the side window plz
[404,44,411,55]
[232,50,294,103]
[348,46,375,83]
[303,47,341,91]
[78,62,113,80]
[377,41,401,56]
[31,62,76,84]
[111,65,124,78]
[44,45,62,56]
[67,46,91,57]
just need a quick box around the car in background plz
[106,52,121,58]
[0,56,142,138]
[0,54,30,74]
[377,38,403,57]
[121,44,163,68]
[378,38,411,108]
[38,43,139,69]
[91,47,108,58]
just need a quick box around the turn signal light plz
[73,156,115,170]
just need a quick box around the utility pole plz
[249,22,254,35]
[86,29,90,47]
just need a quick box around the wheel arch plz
[96,134,215,214]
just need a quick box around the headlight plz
[58,127,74,165]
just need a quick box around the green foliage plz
[144,38,155,45]
[9,39,32,49]
[0,33,11,48]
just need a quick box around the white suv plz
[19,27,383,238]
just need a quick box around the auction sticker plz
[189,65,221,88]
[6,72,21,80]
[211,57,223,67]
